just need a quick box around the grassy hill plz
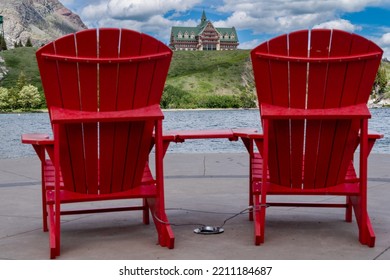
[0,48,253,93]
[163,50,256,108]
[167,50,251,94]
[0,47,42,92]
[0,48,256,109]
[1,48,389,109]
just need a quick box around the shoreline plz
[1,104,390,114]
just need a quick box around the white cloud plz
[81,2,108,22]
[378,32,390,59]
[379,33,390,45]
[81,0,201,21]
[238,39,261,50]
[313,19,361,32]
[214,0,385,34]
[80,0,202,38]
[60,0,75,5]
[73,0,389,49]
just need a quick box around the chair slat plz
[54,34,87,193]
[304,29,331,188]
[75,29,99,194]
[321,30,354,187]
[268,35,290,186]
[97,28,121,194]
[288,30,308,188]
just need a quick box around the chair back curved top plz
[251,29,382,188]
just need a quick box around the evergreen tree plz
[0,34,7,51]
[15,71,27,92]
[25,37,33,47]
[373,65,388,98]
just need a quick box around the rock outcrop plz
[0,0,87,48]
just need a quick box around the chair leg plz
[350,195,375,247]
[248,154,254,222]
[249,179,254,222]
[253,193,265,245]
[345,196,352,223]
[56,206,61,257]
[48,203,58,259]
[142,198,150,225]
[42,182,48,232]
[147,197,175,249]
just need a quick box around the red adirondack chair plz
[240,29,383,246]
[22,28,174,258]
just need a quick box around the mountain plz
[0,0,87,48]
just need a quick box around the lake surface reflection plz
[0,108,388,159]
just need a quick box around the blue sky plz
[61,0,390,58]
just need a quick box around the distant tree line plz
[161,84,257,109]
[0,35,34,51]
[0,71,43,111]
[14,37,33,48]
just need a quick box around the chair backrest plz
[36,28,172,194]
[251,29,382,189]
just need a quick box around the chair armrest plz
[261,103,371,120]
[21,133,54,145]
[50,104,164,124]
[232,128,263,139]
[368,130,384,139]
[166,129,237,142]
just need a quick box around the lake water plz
[0,108,389,159]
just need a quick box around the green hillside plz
[0,47,42,92]
[167,50,251,93]
[163,50,256,108]
[1,48,389,110]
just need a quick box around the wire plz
[218,208,251,228]
[152,204,269,228]
[165,207,247,215]
[152,212,206,227]
[217,204,270,228]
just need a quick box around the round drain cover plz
[194,226,224,234]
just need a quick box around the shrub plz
[18,85,41,109]
[0,87,9,109]
[161,85,194,109]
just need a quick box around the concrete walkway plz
[0,153,389,260]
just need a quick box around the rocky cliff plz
[0,0,87,48]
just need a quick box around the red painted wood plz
[304,29,331,188]
[54,34,87,194]
[75,29,99,194]
[288,30,308,188]
[260,103,371,119]
[268,35,291,187]
[113,29,142,193]
[31,28,174,257]
[42,52,171,64]
[249,29,383,247]
[253,51,381,63]
[50,105,164,123]
[98,28,120,194]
